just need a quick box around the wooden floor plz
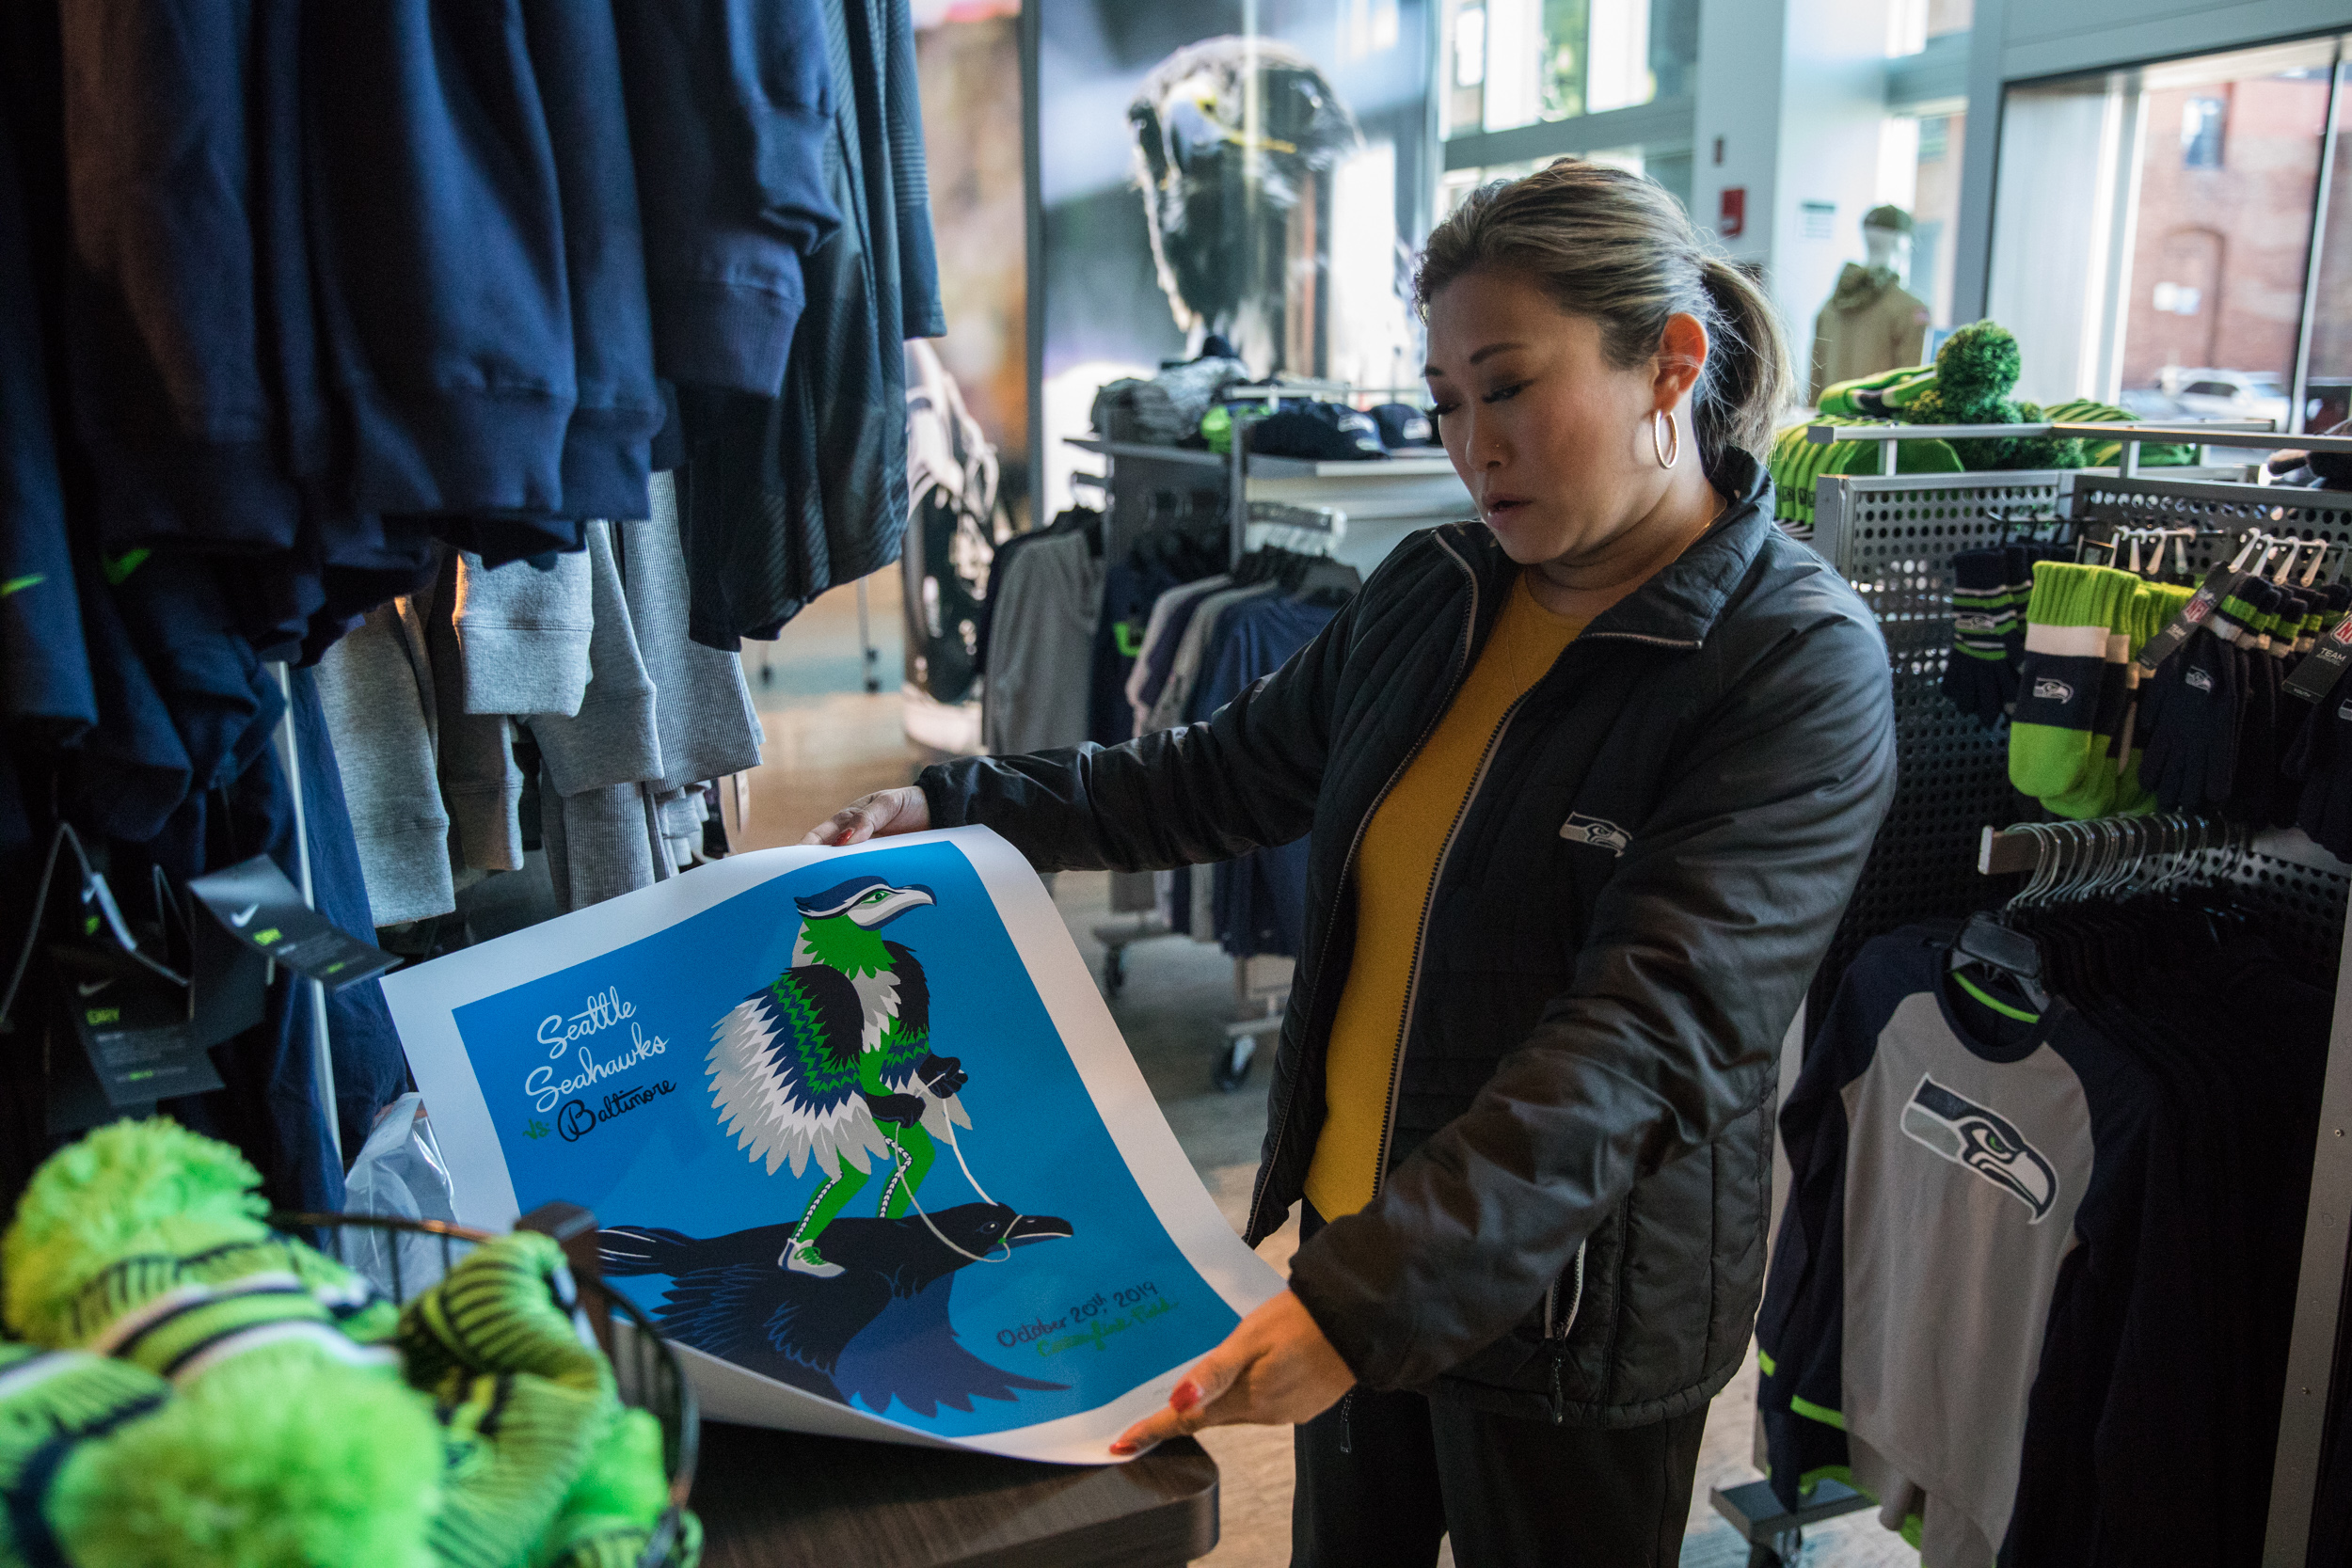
[739,571,1917,1568]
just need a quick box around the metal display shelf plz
[1760,445,2352,1567]
[1064,435,1473,579]
[1065,436,1461,480]
[1802,418,2284,479]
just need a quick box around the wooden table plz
[692,1422,1220,1568]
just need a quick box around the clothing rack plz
[270,663,342,1164]
[1714,441,2352,1565]
[1075,445,1353,1089]
[1976,813,2249,879]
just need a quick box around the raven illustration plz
[597,1203,1075,1418]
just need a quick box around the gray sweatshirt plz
[449,546,594,717]
[313,598,454,925]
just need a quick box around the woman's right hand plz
[801,786,930,847]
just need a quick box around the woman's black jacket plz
[919,450,1898,1426]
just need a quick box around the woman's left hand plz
[1109,1289,1355,1456]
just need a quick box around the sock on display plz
[1942,547,2015,727]
[2113,582,2194,814]
[2010,562,2137,800]
[2228,583,2285,820]
[2042,578,2145,819]
[2143,583,2259,811]
[2295,677,2352,860]
[1999,546,2035,675]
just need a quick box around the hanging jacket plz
[919,449,1897,1425]
[55,0,307,552]
[674,0,944,649]
[520,0,665,520]
[0,90,93,741]
[305,1,576,517]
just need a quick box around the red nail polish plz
[1109,1440,1135,1455]
[1170,1381,1199,1411]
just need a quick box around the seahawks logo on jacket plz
[1558,814,1629,855]
[2186,667,2215,693]
[1899,1074,2058,1221]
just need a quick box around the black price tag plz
[49,947,223,1117]
[2137,564,2247,675]
[185,887,267,1051]
[185,855,398,992]
[2287,614,2352,703]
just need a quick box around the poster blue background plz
[450,842,1238,1435]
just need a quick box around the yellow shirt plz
[1305,572,1588,1220]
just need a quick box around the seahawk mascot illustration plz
[707,876,972,1276]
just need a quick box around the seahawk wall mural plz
[386,831,1272,1453]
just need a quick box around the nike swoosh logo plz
[230,903,261,927]
[77,979,113,997]
[1,574,42,597]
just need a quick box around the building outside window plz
[1985,36,2340,430]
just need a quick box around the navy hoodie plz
[521,0,665,520]
[0,87,94,739]
[614,0,841,396]
[306,0,577,517]
[56,0,307,553]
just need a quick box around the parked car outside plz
[2152,367,2287,430]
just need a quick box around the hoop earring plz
[1651,410,1680,469]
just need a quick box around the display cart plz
[1709,419,2352,1567]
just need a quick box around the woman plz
[807,162,1897,1565]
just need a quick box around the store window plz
[1438,0,1697,136]
[1984,36,2337,424]
[1884,0,1972,57]
[1438,146,1683,218]
[1869,109,1967,331]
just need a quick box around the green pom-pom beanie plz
[535,1406,689,1568]
[0,1344,173,1566]
[51,1348,442,1568]
[4,1119,394,1354]
[399,1232,612,1402]
[4,1120,269,1344]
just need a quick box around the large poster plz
[1036,1,1438,516]
[384,828,1282,1462]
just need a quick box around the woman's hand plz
[801,786,930,846]
[1108,1289,1354,1456]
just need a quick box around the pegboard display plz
[2073,473,2352,574]
[1805,472,2072,1026]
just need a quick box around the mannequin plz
[1809,203,1931,404]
